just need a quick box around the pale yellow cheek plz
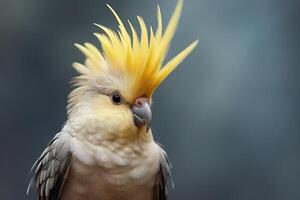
[90,96,137,136]
[98,109,134,133]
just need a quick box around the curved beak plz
[131,97,152,133]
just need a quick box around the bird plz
[27,0,198,199]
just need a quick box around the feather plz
[27,132,71,200]
[153,148,173,200]
[70,0,197,102]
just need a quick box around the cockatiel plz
[27,0,197,199]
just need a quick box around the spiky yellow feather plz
[74,0,198,98]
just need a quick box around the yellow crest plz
[73,0,198,98]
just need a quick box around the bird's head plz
[67,0,198,140]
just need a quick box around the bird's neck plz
[67,108,153,142]
[63,121,157,172]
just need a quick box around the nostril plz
[137,100,143,106]
[134,97,148,108]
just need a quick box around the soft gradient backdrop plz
[1,0,299,199]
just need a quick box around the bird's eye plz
[111,92,122,105]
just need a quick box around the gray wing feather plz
[27,133,71,200]
[153,149,172,200]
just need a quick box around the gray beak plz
[131,98,152,133]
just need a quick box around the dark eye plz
[111,92,122,105]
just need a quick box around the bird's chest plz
[62,139,161,200]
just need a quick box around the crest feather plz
[73,0,198,97]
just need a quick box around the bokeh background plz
[1,0,300,199]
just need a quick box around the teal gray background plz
[1,0,299,199]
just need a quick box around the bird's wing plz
[153,149,172,200]
[27,132,72,200]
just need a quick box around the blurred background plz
[1,0,300,199]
